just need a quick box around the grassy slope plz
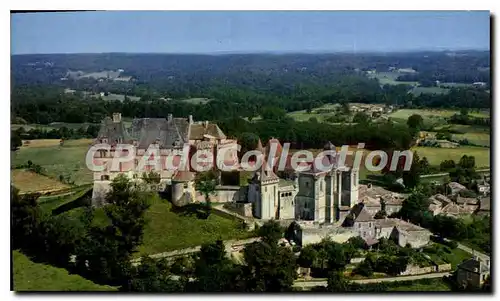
[61,196,253,257]
[11,139,93,185]
[12,251,116,292]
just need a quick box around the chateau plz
[91,113,360,225]
[91,113,238,205]
[91,113,432,249]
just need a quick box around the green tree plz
[11,131,23,151]
[298,245,318,268]
[195,171,218,218]
[352,112,370,124]
[122,257,185,292]
[326,271,350,292]
[11,186,42,250]
[243,240,297,292]
[402,152,422,188]
[104,174,152,256]
[407,114,424,137]
[191,240,245,292]
[258,220,283,245]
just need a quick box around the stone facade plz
[456,257,490,289]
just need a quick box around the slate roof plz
[129,118,190,149]
[458,258,489,274]
[353,206,375,222]
[96,117,132,145]
[96,114,226,150]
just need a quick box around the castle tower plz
[323,141,336,224]
[250,159,280,220]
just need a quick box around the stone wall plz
[223,202,253,217]
[213,185,247,203]
[399,264,435,276]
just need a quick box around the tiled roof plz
[354,206,375,222]
[189,123,226,140]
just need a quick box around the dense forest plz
[10,51,490,149]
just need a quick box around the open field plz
[412,146,490,168]
[12,122,99,132]
[12,251,116,291]
[452,132,490,147]
[11,169,70,194]
[11,139,94,185]
[435,124,491,133]
[367,72,418,86]
[389,108,490,129]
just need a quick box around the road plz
[293,272,451,288]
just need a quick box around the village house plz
[456,257,490,289]
[448,182,467,195]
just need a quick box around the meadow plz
[412,146,490,168]
[366,72,418,86]
[11,169,70,194]
[11,139,94,186]
[12,251,116,292]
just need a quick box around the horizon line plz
[11,48,491,56]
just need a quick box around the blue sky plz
[11,11,490,54]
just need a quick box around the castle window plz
[101,175,110,181]
[265,187,267,193]
[184,183,188,188]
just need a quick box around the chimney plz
[112,113,122,123]
[167,114,173,122]
[189,115,193,124]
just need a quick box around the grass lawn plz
[11,139,94,185]
[440,248,471,269]
[388,279,451,292]
[137,197,254,256]
[452,132,490,147]
[12,251,116,292]
[412,146,490,168]
[11,169,70,194]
